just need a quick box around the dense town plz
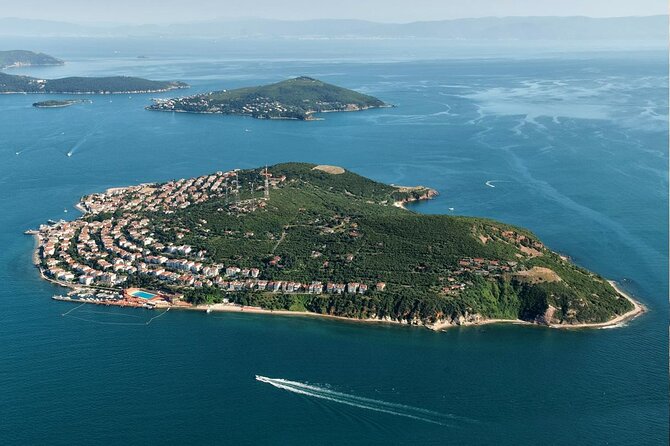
[32,168,392,308]
[149,94,305,118]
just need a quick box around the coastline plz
[544,281,645,329]
[196,304,534,331]
[193,280,645,331]
[33,103,75,108]
[393,189,438,210]
[1,85,188,95]
[48,278,646,332]
[2,61,64,69]
[146,103,390,120]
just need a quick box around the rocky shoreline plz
[42,268,644,332]
[392,186,439,209]
[177,283,645,331]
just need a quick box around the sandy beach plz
[192,302,412,327]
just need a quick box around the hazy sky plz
[4,0,666,24]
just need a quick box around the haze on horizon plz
[2,0,666,24]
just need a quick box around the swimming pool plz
[131,290,156,299]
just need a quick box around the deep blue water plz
[0,39,667,445]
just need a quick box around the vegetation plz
[148,162,632,325]
[0,72,188,94]
[33,99,88,108]
[0,50,63,69]
[147,76,388,119]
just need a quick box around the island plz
[147,76,389,120]
[29,162,643,330]
[0,50,64,69]
[0,49,188,94]
[0,72,188,94]
[33,99,91,108]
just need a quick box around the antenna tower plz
[262,166,271,199]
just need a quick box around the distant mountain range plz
[0,16,666,40]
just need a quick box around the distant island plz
[147,77,389,120]
[0,49,188,94]
[30,162,643,330]
[0,72,188,94]
[32,99,91,108]
[0,50,64,69]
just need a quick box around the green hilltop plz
[137,163,633,326]
[147,76,388,119]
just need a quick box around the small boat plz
[206,306,213,313]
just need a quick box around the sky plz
[3,0,666,24]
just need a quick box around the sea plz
[0,37,667,445]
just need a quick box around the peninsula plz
[31,163,642,329]
[147,76,388,120]
[0,72,188,94]
[0,50,63,69]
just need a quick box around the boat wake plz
[67,125,100,157]
[62,305,169,326]
[485,180,509,188]
[255,375,473,426]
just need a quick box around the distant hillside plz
[0,50,63,69]
[147,76,388,120]
[0,72,188,94]
[0,16,666,40]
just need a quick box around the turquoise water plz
[0,39,667,445]
[131,291,156,299]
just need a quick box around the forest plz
[149,163,632,325]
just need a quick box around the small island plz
[33,99,91,108]
[0,72,188,94]
[29,162,643,330]
[147,76,389,120]
[0,50,64,69]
